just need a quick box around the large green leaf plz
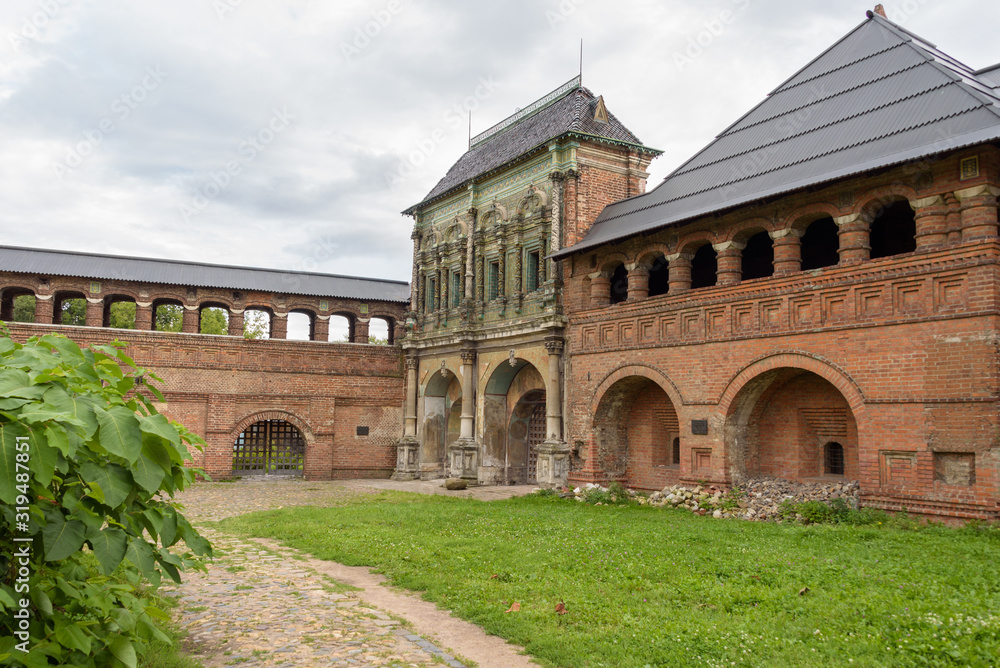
[125,537,157,583]
[138,413,181,446]
[93,405,142,463]
[0,368,46,399]
[54,620,92,654]
[38,333,85,364]
[43,386,98,439]
[159,507,178,548]
[108,636,137,668]
[31,434,58,487]
[80,462,133,508]
[0,422,29,504]
[131,449,166,494]
[42,514,87,561]
[88,527,128,575]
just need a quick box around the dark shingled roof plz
[405,77,660,213]
[0,245,410,303]
[553,13,1000,259]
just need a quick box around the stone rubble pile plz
[563,478,860,522]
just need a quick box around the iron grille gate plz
[527,403,546,484]
[232,420,305,476]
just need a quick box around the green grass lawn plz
[215,492,1000,668]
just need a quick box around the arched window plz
[328,314,353,342]
[243,308,271,339]
[0,289,35,322]
[690,244,717,289]
[152,299,183,332]
[672,437,681,467]
[870,200,916,259]
[369,317,391,345]
[199,305,229,335]
[648,254,669,297]
[54,292,87,326]
[609,264,628,304]
[824,442,845,476]
[287,310,314,341]
[741,231,774,280]
[800,217,840,270]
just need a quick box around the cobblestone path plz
[167,479,538,668]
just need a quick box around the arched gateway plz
[232,419,306,477]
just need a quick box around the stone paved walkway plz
[166,478,539,668]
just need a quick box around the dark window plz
[648,255,669,297]
[741,232,774,280]
[800,217,840,270]
[426,277,437,311]
[690,245,717,289]
[672,437,681,466]
[609,263,628,304]
[526,251,540,292]
[488,261,500,301]
[452,272,462,307]
[870,201,916,259]
[824,442,845,476]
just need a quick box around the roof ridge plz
[772,40,905,96]
[0,245,409,286]
[470,75,582,147]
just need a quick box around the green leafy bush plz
[0,329,212,667]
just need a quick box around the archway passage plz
[593,376,680,489]
[725,369,858,483]
[232,419,305,476]
[506,389,546,484]
[421,371,461,477]
[483,360,546,485]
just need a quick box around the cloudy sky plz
[1,0,996,283]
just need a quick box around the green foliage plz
[12,296,35,323]
[0,327,212,667]
[60,299,86,326]
[242,311,268,340]
[154,305,182,333]
[198,308,227,336]
[779,498,891,526]
[109,302,137,330]
[719,486,745,511]
[218,491,1000,668]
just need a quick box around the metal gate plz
[527,402,546,484]
[232,419,305,476]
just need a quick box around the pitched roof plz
[404,76,660,214]
[0,245,410,303]
[553,13,1000,259]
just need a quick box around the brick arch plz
[147,289,191,305]
[785,202,843,232]
[723,217,776,243]
[597,252,630,275]
[635,243,671,267]
[589,363,685,417]
[0,281,41,296]
[677,230,718,254]
[852,184,918,218]
[230,410,316,444]
[717,352,866,417]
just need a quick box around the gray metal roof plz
[404,77,660,214]
[553,13,1000,259]
[0,245,410,303]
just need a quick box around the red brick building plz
[0,247,409,480]
[550,10,1000,519]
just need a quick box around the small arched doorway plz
[507,389,546,484]
[232,419,306,476]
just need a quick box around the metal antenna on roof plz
[579,38,583,86]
